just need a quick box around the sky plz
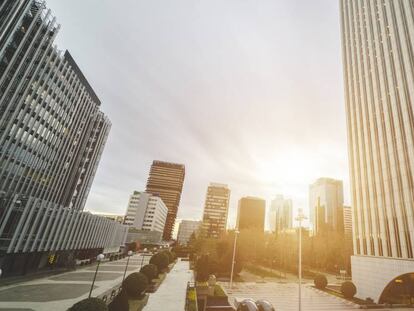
[46,0,349,229]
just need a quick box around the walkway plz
[0,254,150,311]
[145,260,193,311]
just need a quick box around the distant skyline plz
[46,0,349,228]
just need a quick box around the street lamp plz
[295,209,307,311]
[123,251,133,282]
[230,230,240,289]
[88,253,105,298]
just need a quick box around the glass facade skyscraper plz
[0,0,127,276]
[340,0,414,302]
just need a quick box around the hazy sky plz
[46,0,349,228]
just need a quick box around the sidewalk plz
[145,259,193,311]
[0,254,150,311]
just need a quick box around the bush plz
[341,281,357,299]
[314,274,328,289]
[69,298,108,311]
[140,264,158,281]
[160,250,175,263]
[150,252,169,271]
[108,292,128,311]
[122,272,149,298]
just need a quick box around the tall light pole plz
[123,250,133,282]
[230,230,240,289]
[295,209,307,311]
[89,254,105,298]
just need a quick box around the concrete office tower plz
[340,0,414,302]
[177,220,201,245]
[124,191,168,233]
[269,195,293,233]
[0,0,126,277]
[309,178,344,235]
[343,206,352,237]
[237,197,266,232]
[146,161,185,240]
[201,183,231,238]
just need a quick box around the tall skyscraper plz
[124,191,168,233]
[237,197,266,232]
[177,220,201,245]
[341,0,414,302]
[343,205,353,237]
[309,178,344,235]
[269,195,293,233]
[0,0,127,276]
[201,183,231,238]
[145,160,185,240]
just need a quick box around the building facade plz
[177,220,201,245]
[309,178,344,235]
[145,161,185,240]
[237,197,265,232]
[201,183,230,238]
[341,0,414,302]
[343,205,352,237]
[124,191,168,233]
[0,0,126,276]
[269,195,293,233]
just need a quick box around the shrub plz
[122,272,149,298]
[160,250,174,263]
[150,252,169,271]
[314,274,328,289]
[69,298,108,311]
[140,264,158,281]
[341,281,357,299]
[108,292,128,311]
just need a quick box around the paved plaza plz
[222,282,413,311]
[0,254,150,311]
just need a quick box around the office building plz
[201,183,231,238]
[309,178,344,235]
[237,197,265,232]
[343,206,352,237]
[146,161,185,240]
[341,0,414,302]
[0,0,127,276]
[124,191,168,234]
[177,220,201,245]
[269,195,293,233]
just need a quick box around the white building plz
[341,0,414,303]
[124,191,168,233]
[269,195,293,233]
[309,178,344,234]
[177,220,201,245]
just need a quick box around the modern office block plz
[269,195,293,234]
[145,161,185,240]
[343,205,352,237]
[124,191,168,234]
[237,196,265,232]
[309,178,344,235]
[177,220,201,245]
[201,183,231,238]
[0,0,126,276]
[341,0,414,302]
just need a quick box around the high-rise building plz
[309,178,344,235]
[0,0,127,277]
[341,0,414,302]
[269,195,293,233]
[201,183,231,238]
[343,205,352,237]
[124,191,168,234]
[145,161,185,240]
[237,197,265,232]
[177,220,201,245]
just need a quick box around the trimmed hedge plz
[314,274,328,289]
[69,298,108,311]
[341,281,357,299]
[123,272,149,298]
[140,264,158,282]
[150,252,169,271]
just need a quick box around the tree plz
[140,264,158,282]
[341,281,357,299]
[149,252,169,271]
[314,274,328,289]
[122,272,149,298]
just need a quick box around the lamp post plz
[295,209,307,311]
[230,230,240,289]
[89,253,105,298]
[123,250,133,282]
